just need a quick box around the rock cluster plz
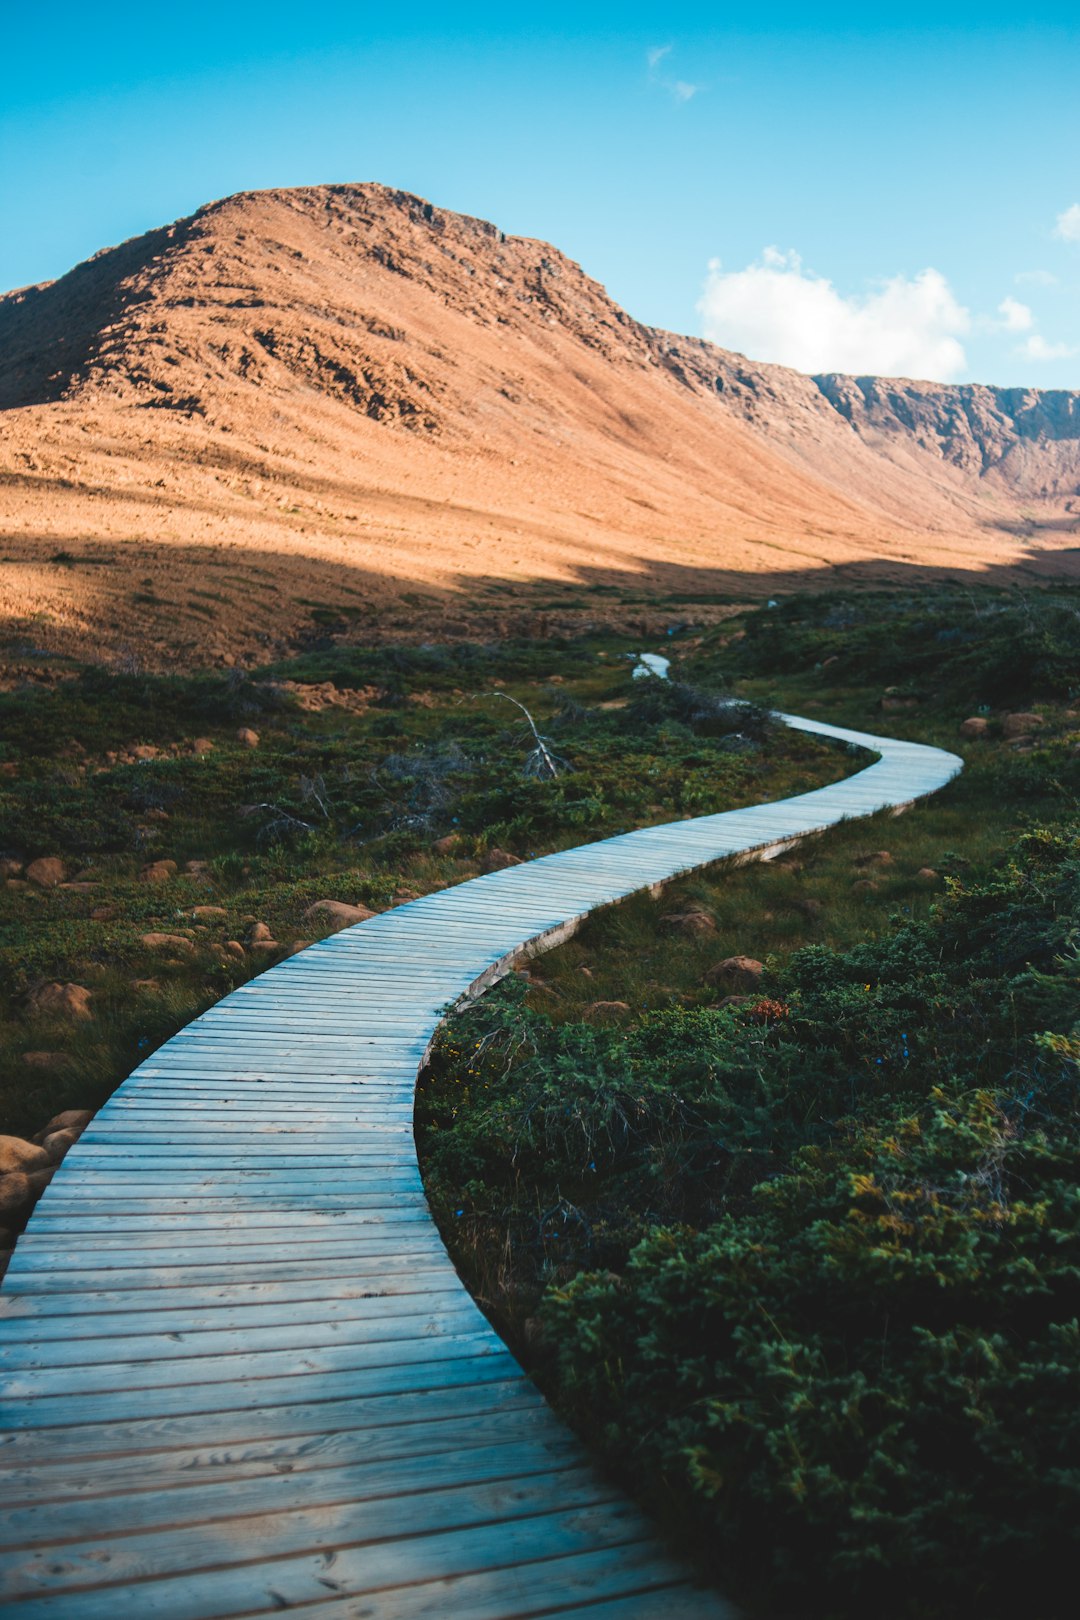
[0,1109,94,1260]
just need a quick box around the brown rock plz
[917,867,940,882]
[223,940,246,961]
[41,1109,93,1135]
[959,716,989,738]
[286,939,312,956]
[584,1000,631,1021]
[192,737,214,754]
[302,900,377,931]
[659,909,716,936]
[248,921,274,943]
[703,956,765,990]
[131,744,159,761]
[236,727,260,749]
[130,977,162,994]
[0,1136,50,1174]
[142,807,170,823]
[140,931,196,956]
[21,1051,72,1071]
[28,982,93,1020]
[24,1168,55,1199]
[0,1173,33,1214]
[432,834,460,855]
[0,857,23,879]
[25,856,65,888]
[1003,712,1044,738]
[854,850,893,868]
[42,1129,80,1163]
[185,859,210,875]
[852,879,879,894]
[140,859,178,884]
[191,905,228,919]
[481,847,523,872]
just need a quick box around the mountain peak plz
[1,183,1078,667]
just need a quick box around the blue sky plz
[2,2,1078,387]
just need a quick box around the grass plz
[0,634,846,1145]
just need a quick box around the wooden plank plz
[0,1498,650,1619]
[0,1377,544,1464]
[0,711,961,1615]
[0,1400,561,1506]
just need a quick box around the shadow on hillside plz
[3,531,1080,670]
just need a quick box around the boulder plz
[41,1108,94,1139]
[959,717,989,738]
[22,1055,71,1079]
[584,1000,631,1021]
[25,856,65,888]
[659,909,716,936]
[248,922,274,943]
[0,857,23,879]
[42,1129,80,1163]
[286,939,312,957]
[481,848,523,872]
[131,744,159,761]
[236,727,260,749]
[302,900,376,932]
[140,859,178,884]
[0,1174,33,1215]
[0,1136,49,1174]
[192,737,214,754]
[703,956,764,990]
[210,941,247,964]
[917,867,940,882]
[140,932,196,956]
[854,850,893,868]
[432,834,460,856]
[28,982,93,1020]
[191,905,228,919]
[1003,712,1044,738]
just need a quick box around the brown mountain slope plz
[1,183,1078,668]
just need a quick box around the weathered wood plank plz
[0,713,961,1615]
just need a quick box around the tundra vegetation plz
[417,586,1080,1619]
[3,586,1079,1615]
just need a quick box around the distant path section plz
[0,714,961,1619]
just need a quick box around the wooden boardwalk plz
[0,713,961,1618]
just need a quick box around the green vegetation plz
[0,636,841,1144]
[417,585,1080,1619]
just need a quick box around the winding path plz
[0,713,960,1619]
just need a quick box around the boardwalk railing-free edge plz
[0,713,962,1619]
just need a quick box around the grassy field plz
[0,632,843,1143]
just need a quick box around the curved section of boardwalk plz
[0,715,960,1619]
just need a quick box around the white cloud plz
[698,248,970,380]
[1017,333,1077,362]
[996,297,1034,332]
[646,44,700,102]
[1053,204,1080,242]
[1015,269,1058,287]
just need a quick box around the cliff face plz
[1,183,1078,667]
[811,374,1080,503]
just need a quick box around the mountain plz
[1,183,1078,667]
